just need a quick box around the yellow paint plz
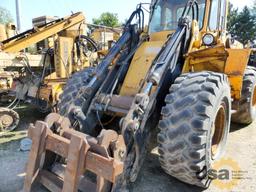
[119,30,173,96]
[181,0,254,100]
[2,12,85,53]
[120,41,165,96]
[41,71,68,103]
[0,23,16,41]
[188,20,201,52]
[119,0,250,101]
[39,84,64,103]
[183,45,228,73]
[225,49,251,99]
[0,24,7,41]
[52,83,64,102]
[54,36,74,78]
[183,46,251,100]
[150,31,173,41]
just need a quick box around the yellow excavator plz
[24,0,256,191]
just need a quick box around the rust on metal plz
[211,103,226,159]
[253,85,256,107]
[110,95,134,110]
[23,113,125,192]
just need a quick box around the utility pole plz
[15,0,21,32]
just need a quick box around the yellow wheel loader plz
[24,0,256,191]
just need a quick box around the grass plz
[0,105,45,151]
[0,130,27,145]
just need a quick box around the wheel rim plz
[211,103,226,160]
[0,114,14,131]
[252,85,256,107]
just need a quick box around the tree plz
[0,7,14,24]
[227,3,239,34]
[227,5,256,44]
[92,12,120,27]
[252,1,256,15]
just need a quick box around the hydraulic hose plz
[75,35,99,53]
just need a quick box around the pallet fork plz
[23,113,125,192]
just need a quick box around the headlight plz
[203,34,215,46]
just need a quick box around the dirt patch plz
[0,105,45,192]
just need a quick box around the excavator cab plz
[24,0,256,191]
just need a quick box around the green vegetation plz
[252,1,256,15]
[0,130,27,151]
[227,3,256,44]
[0,6,14,24]
[92,12,120,27]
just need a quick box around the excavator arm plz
[0,12,85,53]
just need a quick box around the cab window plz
[219,0,227,31]
[209,0,219,30]
[149,0,206,33]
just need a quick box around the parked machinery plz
[0,12,99,131]
[24,0,256,191]
[0,23,16,41]
[89,24,122,55]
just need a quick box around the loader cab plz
[149,0,207,33]
[148,0,229,47]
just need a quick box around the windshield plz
[149,0,206,33]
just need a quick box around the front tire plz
[157,72,231,188]
[58,68,94,122]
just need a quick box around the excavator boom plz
[0,12,85,53]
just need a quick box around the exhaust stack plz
[15,0,21,32]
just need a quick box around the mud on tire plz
[157,72,231,188]
[232,66,256,124]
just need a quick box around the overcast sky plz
[0,0,254,32]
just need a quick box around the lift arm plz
[0,12,85,53]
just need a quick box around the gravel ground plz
[0,106,255,192]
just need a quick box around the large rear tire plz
[232,66,256,124]
[158,72,231,188]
